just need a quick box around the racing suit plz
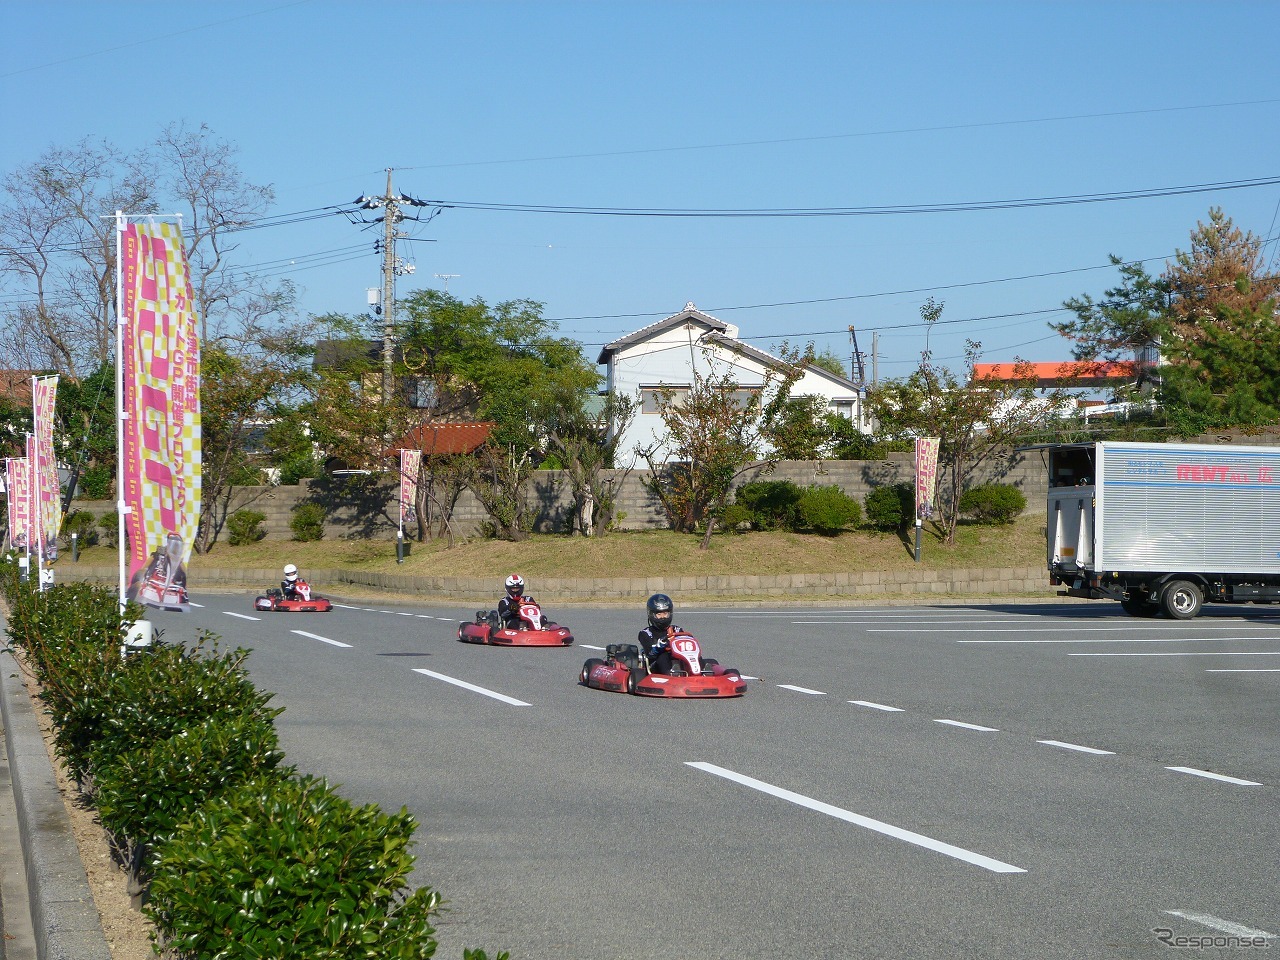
[638,624,679,674]
[497,594,535,629]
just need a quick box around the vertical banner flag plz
[5,457,32,551]
[399,449,421,529]
[120,220,202,611]
[33,375,60,561]
[915,437,941,521]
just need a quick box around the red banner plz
[915,437,940,521]
[5,457,32,551]
[33,375,60,561]
[399,449,421,529]
[120,220,202,611]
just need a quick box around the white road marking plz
[1163,911,1275,939]
[413,669,530,706]
[958,637,1198,644]
[778,684,826,695]
[333,603,360,609]
[291,629,352,649]
[850,700,905,712]
[934,719,999,732]
[687,762,1025,874]
[739,675,762,681]
[1072,651,1280,657]
[1165,766,1261,786]
[1037,739,1114,755]
[395,612,414,617]
[415,615,435,619]
[1206,668,1280,672]
[874,625,1271,634]
[188,602,204,608]
[579,644,606,650]
[224,611,260,621]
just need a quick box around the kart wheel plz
[627,667,645,694]
[581,658,603,685]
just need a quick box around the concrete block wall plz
[66,449,1049,543]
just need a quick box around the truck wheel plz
[1161,580,1203,620]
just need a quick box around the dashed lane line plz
[1165,766,1262,786]
[291,629,352,649]
[850,700,904,712]
[1163,911,1275,939]
[224,611,260,621]
[1037,740,1114,755]
[1071,650,1280,657]
[412,669,530,706]
[934,719,999,732]
[687,762,1025,874]
[778,684,826,695]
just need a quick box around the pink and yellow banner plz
[120,220,201,610]
[5,457,32,551]
[33,375,60,561]
[399,448,421,529]
[915,437,940,521]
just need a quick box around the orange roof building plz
[388,421,495,457]
[971,361,1138,388]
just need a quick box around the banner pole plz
[31,381,46,588]
[115,211,127,613]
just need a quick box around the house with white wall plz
[597,302,867,465]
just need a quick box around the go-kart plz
[254,580,333,613]
[457,598,574,646]
[580,632,746,698]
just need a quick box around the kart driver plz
[638,593,680,674]
[281,563,302,600]
[497,573,536,628]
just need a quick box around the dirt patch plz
[16,659,154,960]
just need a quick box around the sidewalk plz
[0,646,111,960]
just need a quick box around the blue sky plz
[4,0,1279,382]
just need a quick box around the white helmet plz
[284,563,298,582]
[505,573,524,596]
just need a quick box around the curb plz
[0,648,112,960]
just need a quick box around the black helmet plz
[646,593,673,631]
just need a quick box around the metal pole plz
[914,518,922,563]
[382,169,397,404]
[31,381,45,590]
[115,211,128,611]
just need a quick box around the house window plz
[829,399,856,420]
[726,386,761,409]
[640,385,689,414]
[407,377,437,410]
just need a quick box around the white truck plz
[1044,440,1280,619]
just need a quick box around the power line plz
[427,175,1280,219]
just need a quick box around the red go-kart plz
[580,632,746,698]
[254,581,333,613]
[457,598,574,647]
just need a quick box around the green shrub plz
[864,483,914,531]
[796,484,862,535]
[227,508,267,546]
[60,509,97,549]
[78,464,114,500]
[94,711,288,855]
[959,483,1027,525]
[717,502,753,533]
[146,775,443,960]
[733,479,803,531]
[97,510,119,548]
[290,502,326,542]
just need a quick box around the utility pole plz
[350,169,432,404]
[434,273,460,293]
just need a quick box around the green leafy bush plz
[78,464,114,500]
[227,508,267,545]
[93,712,289,854]
[717,502,753,533]
[959,483,1027,525]
[146,775,444,960]
[864,482,914,531]
[290,502,326,541]
[97,510,119,547]
[60,509,97,548]
[796,484,862,535]
[733,479,803,531]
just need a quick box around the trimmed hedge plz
[0,560,508,960]
[959,483,1027,525]
[864,482,914,531]
[796,485,862,535]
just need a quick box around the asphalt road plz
[147,593,1280,960]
